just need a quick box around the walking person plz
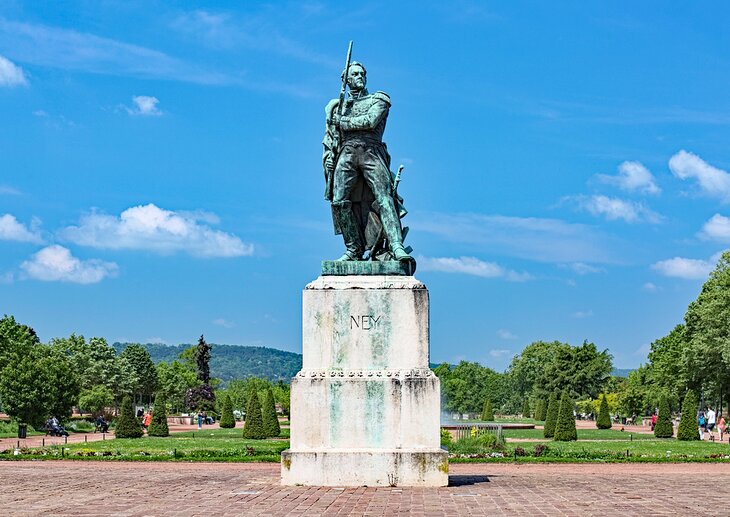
[698,409,706,440]
[706,407,716,441]
[718,413,726,442]
[197,411,203,429]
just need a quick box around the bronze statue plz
[322,43,413,264]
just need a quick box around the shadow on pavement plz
[448,475,490,486]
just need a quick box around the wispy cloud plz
[651,252,721,280]
[669,150,730,202]
[125,95,162,116]
[418,255,531,282]
[572,310,593,319]
[20,245,118,284]
[489,348,512,358]
[212,318,235,329]
[59,203,253,258]
[596,161,660,195]
[561,262,604,275]
[496,329,517,340]
[0,185,21,195]
[568,195,662,224]
[0,214,42,243]
[642,282,658,292]
[699,214,730,242]
[0,54,27,86]
[414,212,619,264]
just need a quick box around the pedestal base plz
[281,449,448,487]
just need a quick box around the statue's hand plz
[324,155,335,175]
[330,113,342,128]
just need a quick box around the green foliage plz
[194,335,212,384]
[436,361,508,414]
[78,385,114,416]
[114,396,143,439]
[440,428,452,447]
[156,360,200,414]
[481,399,494,421]
[596,394,612,429]
[148,392,169,437]
[262,388,280,437]
[654,396,673,438]
[112,342,301,383]
[648,325,689,404]
[242,389,265,439]
[119,344,157,400]
[677,390,700,441]
[553,390,577,441]
[220,394,236,428]
[543,393,559,438]
[521,399,531,418]
[534,399,547,421]
[185,384,216,412]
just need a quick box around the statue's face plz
[347,65,366,90]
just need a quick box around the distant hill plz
[112,342,302,384]
[611,368,634,378]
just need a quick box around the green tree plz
[543,393,559,438]
[654,396,673,438]
[596,393,612,429]
[521,399,531,418]
[156,360,200,413]
[677,390,700,441]
[0,315,38,372]
[115,395,143,438]
[648,325,690,404]
[194,335,213,384]
[553,390,577,441]
[436,361,508,414]
[78,385,115,416]
[242,389,265,439]
[534,399,547,421]
[220,394,236,428]
[262,388,280,437]
[481,399,494,421]
[148,392,169,437]
[119,344,157,403]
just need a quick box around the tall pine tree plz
[543,392,559,438]
[596,394,612,429]
[115,395,143,438]
[219,394,236,429]
[262,388,281,438]
[148,392,169,437]
[677,390,700,441]
[481,399,494,421]
[534,399,547,421]
[522,399,531,419]
[553,390,577,441]
[242,389,265,439]
[654,396,674,438]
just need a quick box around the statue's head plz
[342,62,367,91]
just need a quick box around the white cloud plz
[0,214,42,243]
[415,212,619,264]
[0,185,21,195]
[126,95,162,116]
[0,54,28,86]
[417,256,531,282]
[213,318,235,328]
[146,337,167,344]
[570,195,662,223]
[496,329,517,340]
[489,349,512,358]
[651,253,722,280]
[59,204,253,258]
[20,245,118,284]
[669,150,730,202]
[572,310,593,319]
[699,214,730,242]
[596,160,660,195]
[642,282,658,292]
[562,262,604,275]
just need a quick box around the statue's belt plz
[341,135,383,147]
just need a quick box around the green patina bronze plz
[321,260,415,276]
[322,42,415,272]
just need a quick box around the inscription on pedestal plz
[350,315,381,330]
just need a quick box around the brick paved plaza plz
[0,461,724,516]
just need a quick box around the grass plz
[503,428,656,441]
[0,421,42,438]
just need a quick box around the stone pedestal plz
[281,274,448,487]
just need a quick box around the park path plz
[0,461,725,516]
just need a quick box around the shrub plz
[654,396,673,438]
[185,384,216,412]
[219,394,236,429]
[596,394,612,429]
[514,446,527,456]
[440,428,452,447]
[553,390,577,441]
[481,399,494,421]
[533,444,548,457]
[677,390,700,441]
[242,389,265,439]
[114,396,143,439]
[148,393,169,437]
[543,393,559,438]
[522,399,531,419]
[534,399,547,421]
[262,388,280,438]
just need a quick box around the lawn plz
[503,428,656,441]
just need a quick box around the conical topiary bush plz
[543,393,559,438]
[654,396,673,438]
[481,399,494,421]
[262,388,281,438]
[148,392,169,437]
[596,394,612,429]
[115,395,143,438]
[677,390,700,441]
[219,394,236,429]
[522,399,531,419]
[534,399,547,421]
[553,390,577,441]
[242,389,265,439]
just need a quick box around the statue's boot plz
[379,198,412,262]
[332,201,363,261]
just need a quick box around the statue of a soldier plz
[322,53,413,263]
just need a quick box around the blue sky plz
[2,1,730,371]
